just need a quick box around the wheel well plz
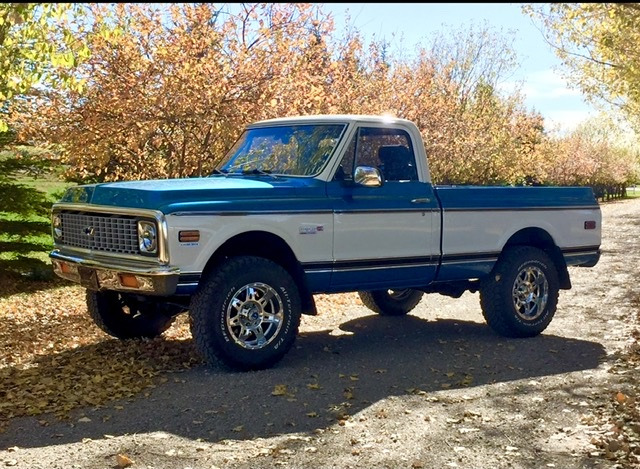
[202,231,317,314]
[504,228,571,289]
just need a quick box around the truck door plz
[326,125,440,291]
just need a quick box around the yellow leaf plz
[272,384,287,396]
[116,453,134,468]
[306,412,318,418]
[307,383,321,390]
[233,425,244,432]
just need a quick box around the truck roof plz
[249,114,414,127]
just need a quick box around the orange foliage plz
[11,3,639,188]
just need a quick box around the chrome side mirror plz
[354,166,382,187]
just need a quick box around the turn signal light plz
[179,230,200,242]
[118,273,139,288]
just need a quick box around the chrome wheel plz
[226,282,284,350]
[512,265,548,321]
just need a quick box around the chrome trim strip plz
[334,208,439,214]
[560,245,601,254]
[304,261,437,274]
[440,257,498,265]
[303,269,332,275]
[443,205,601,212]
[332,262,437,273]
[170,210,332,217]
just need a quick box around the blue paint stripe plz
[435,186,598,210]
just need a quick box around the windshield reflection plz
[218,124,346,176]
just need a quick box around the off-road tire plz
[480,246,560,338]
[358,289,424,316]
[189,256,301,371]
[86,290,176,339]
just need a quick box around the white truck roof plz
[249,114,415,127]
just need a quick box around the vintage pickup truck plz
[50,115,602,370]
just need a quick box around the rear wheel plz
[480,246,560,338]
[358,289,424,316]
[189,256,301,371]
[86,291,176,339]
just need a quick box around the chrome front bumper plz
[50,250,180,295]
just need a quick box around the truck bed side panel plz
[434,186,601,282]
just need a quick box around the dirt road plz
[1,197,639,469]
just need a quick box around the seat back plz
[378,145,417,181]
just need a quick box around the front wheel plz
[358,289,424,316]
[189,256,301,371]
[480,246,560,338]
[86,291,176,339]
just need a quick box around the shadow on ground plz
[0,314,606,450]
[0,273,65,298]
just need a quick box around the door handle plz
[411,198,431,204]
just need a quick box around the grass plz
[624,187,640,199]
[0,171,72,280]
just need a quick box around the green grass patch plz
[624,187,640,199]
[1,171,72,280]
[18,177,70,200]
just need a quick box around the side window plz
[334,127,418,182]
[333,134,356,181]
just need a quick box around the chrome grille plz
[59,212,139,255]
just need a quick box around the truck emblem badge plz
[84,226,95,236]
[299,224,324,235]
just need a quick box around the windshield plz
[218,124,346,176]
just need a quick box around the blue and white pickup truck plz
[50,115,602,370]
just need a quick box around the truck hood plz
[58,176,328,214]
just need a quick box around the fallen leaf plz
[272,384,287,396]
[116,453,134,468]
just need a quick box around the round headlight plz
[138,221,157,254]
[53,214,63,240]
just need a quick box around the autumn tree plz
[524,3,640,131]
[385,24,545,185]
[539,115,640,196]
[15,3,342,181]
[16,4,551,188]
[0,3,88,217]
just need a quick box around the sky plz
[319,2,599,134]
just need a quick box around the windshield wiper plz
[240,168,279,178]
[210,168,229,177]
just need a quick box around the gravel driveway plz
[1,197,639,469]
